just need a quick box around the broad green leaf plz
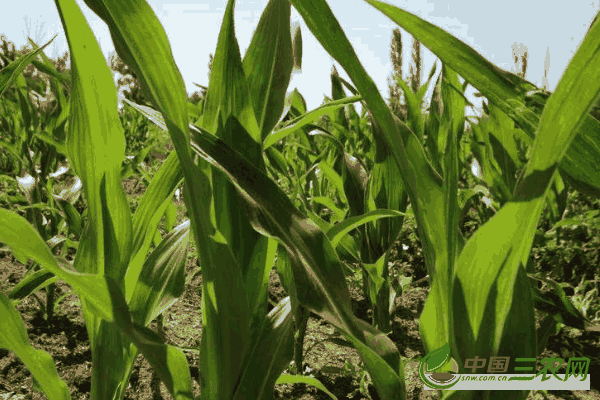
[365,0,539,132]
[53,197,83,237]
[365,155,408,259]
[330,67,349,132]
[342,153,368,218]
[8,269,58,306]
[469,118,513,204]
[529,279,589,331]
[275,372,337,400]
[488,103,522,172]
[311,196,346,223]
[233,297,295,400]
[242,0,293,140]
[201,0,260,141]
[264,146,290,176]
[0,211,187,400]
[279,88,307,126]
[328,209,405,248]
[287,0,449,327]
[362,253,387,307]
[188,122,405,399]
[16,89,33,132]
[198,229,251,400]
[293,25,303,71]
[545,173,568,225]
[56,0,132,280]
[458,186,490,211]
[450,14,600,400]
[0,197,124,327]
[58,0,196,398]
[128,220,189,326]
[368,0,600,200]
[54,7,135,398]
[127,323,194,400]
[125,151,184,301]
[316,160,348,206]
[203,5,280,374]
[425,73,444,173]
[213,116,267,284]
[393,71,433,142]
[307,210,361,265]
[558,114,600,198]
[33,132,68,157]
[0,291,70,400]
[0,36,56,97]
[263,95,362,150]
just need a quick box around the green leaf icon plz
[423,343,451,373]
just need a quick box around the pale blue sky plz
[1,0,598,119]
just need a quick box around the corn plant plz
[271,3,600,400]
[264,68,403,373]
[1,1,600,400]
[0,36,80,324]
[455,49,596,343]
[0,38,172,326]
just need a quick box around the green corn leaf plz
[362,254,387,306]
[342,153,368,218]
[316,160,348,206]
[0,36,56,97]
[279,88,308,125]
[0,291,70,400]
[557,115,600,198]
[233,297,296,400]
[470,118,513,204]
[275,371,337,400]
[33,132,68,157]
[242,0,294,140]
[293,24,303,71]
[367,0,600,201]
[450,15,600,400]
[264,146,290,176]
[286,4,450,369]
[0,208,125,325]
[53,0,196,399]
[529,280,589,331]
[331,67,349,132]
[128,220,189,327]
[311,196,346,222]
[329,209,405,248]
[8,268,58,306]
[163,198,178,232]
[201,2,260,141]
[188,121,406,400]
[458,185,491,211]
[365,155,408,259]
[202,7,283,381]
[53,197,83,237]
[53,10,135,398]
[307,209,361,265]
[263,95,362,150]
